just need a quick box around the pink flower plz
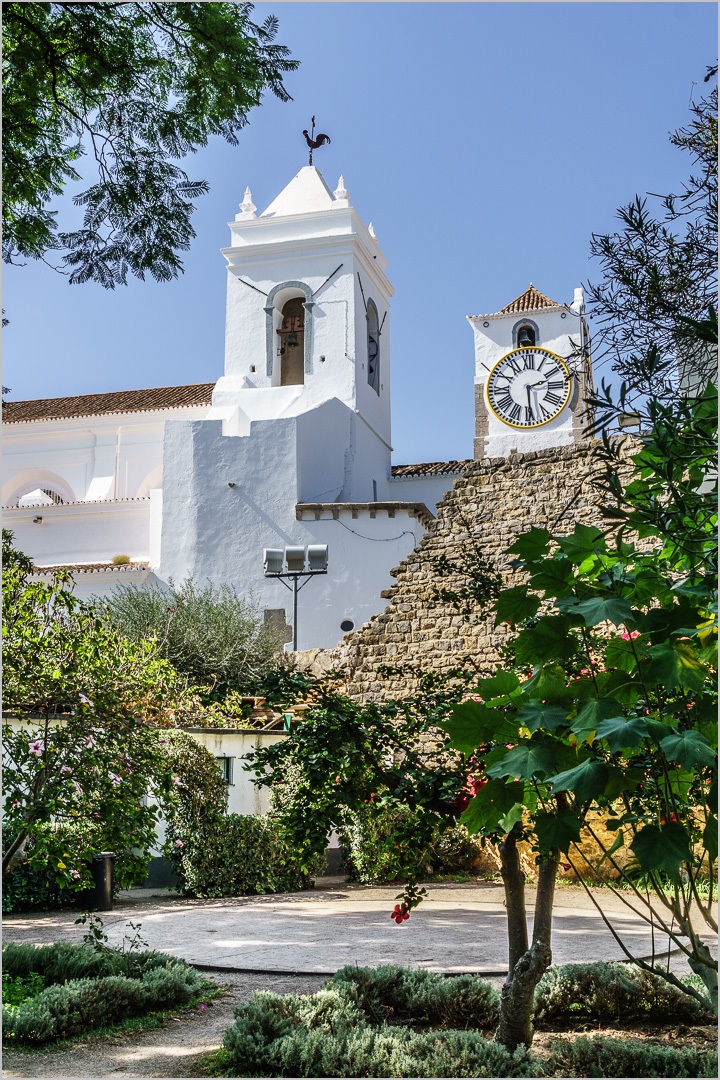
[620,631,639,641]
[172,775,181,786]
[60,765,74,775]
[109,772,122,787]
[198,1003,206,1012]
[28,739,44,756]
[174,839,184,848]
[79,693,94,708]
[69,869,81,879]
[84,736,97,748]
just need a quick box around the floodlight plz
[285,546,306,572]
[307,544,329,572]
[263,548,284,575]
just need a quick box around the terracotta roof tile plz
[2,384,215,424]
[391,461,472,477]
[498,284,560,314]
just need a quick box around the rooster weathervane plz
[303,116,331,165]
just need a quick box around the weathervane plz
[303,115,331,165]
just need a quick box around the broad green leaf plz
[549,758,610,802]
[596,714,649,752]
[494,587,541,625]
[460,779,524,835]
[535,810,583,854]
[642,642,709,692]
[514,616,577,665]
[473,671,522,702]
[557,524,606,564]
[523,664,572,701]
[571,698,624,745]
[506,527,551,562]
[630,823,693,879]
[604,636,644,674]
[497,803,524,834]
[529,558,575,595]
[595,669,644,705]
[703,815,718,862]
[515,700,570,734]
[441,701,516,753]
[660,730,717,769]
[557,595,634,628]
[486,740,559,782]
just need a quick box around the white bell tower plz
[210,167,394,499]
[468,285,592,459]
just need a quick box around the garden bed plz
[2,941,214,1046]
[214,962,717,1078]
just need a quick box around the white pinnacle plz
[333,175,349,201]
[238,187,257,217]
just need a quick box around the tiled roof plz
[498,284,560,314]
[2,384,215,424]
[391,461,472,477]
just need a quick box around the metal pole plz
[292,574,299,651]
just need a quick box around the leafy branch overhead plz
[2,2,298,286]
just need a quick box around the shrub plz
[329,964,500,1030]
[534,962,715,1026]
[339,804,482,883]
[101,579,285,697]
[2,941,192,984]
[547,1036,718,1078]
[167,811,320,898]
[222,989,542,1078]
[2,956,208,1044]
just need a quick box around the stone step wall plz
[326,439,632,701]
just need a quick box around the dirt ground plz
[3,969,716,1079]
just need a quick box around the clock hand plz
[526,384,534,420]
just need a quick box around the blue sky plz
[2,2,715,463]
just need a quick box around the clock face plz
[486,347,571,428]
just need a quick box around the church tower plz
[468,285,592,459]
[210,167,393,500]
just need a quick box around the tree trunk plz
[494,839,558,1052]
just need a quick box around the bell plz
[286,330,299,348]
[518,327,535,348]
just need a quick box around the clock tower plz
[468,285,591,459]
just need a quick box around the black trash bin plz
[87,852,115,911]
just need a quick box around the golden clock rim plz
[484,346,572,429]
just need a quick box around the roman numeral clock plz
[486,347,571,428]
[468,285,591,460]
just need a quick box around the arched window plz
[277,297,305,386]
[367,299,380,394]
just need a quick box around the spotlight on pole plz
[262,545,328,650]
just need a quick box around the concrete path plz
[3,877,706,977]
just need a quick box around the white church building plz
[2,166,591,650]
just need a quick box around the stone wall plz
[330,439,631,701]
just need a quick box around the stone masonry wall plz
[329,440,632,701]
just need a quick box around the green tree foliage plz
[246,678,473,881]
[1,530,182,889]
[440,383,718,1036]
[2,2,298,286]
[102,579,285,699]
[587,69,717,415]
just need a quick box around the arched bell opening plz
[277,297,306,386]
[264,281,314,381]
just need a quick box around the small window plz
[216,757,234,785]
[367,299,380,394]
[340,619,355,632]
